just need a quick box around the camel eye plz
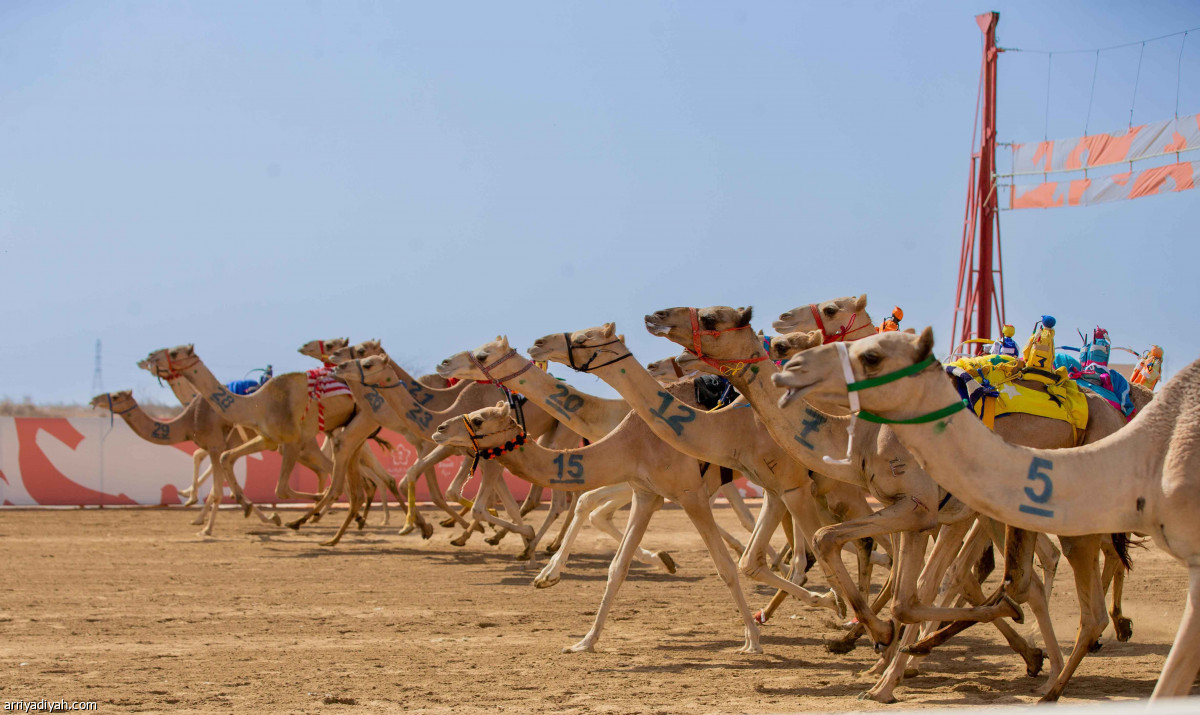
[861,351,882,368]
[472,417,483,427]
[823,305,838,317]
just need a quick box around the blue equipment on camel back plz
[226,365,273,396]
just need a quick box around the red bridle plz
[687,308,768,377]
[808,304,874,344]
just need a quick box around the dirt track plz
[0,506,1186,713]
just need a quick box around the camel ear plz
[903,327,916,334]
[756,329,764,339]
[495,400,508,411]
[915,327,935,363]
[794,329,825,352]
[601,322,616,338]
[736,306,753,328]
[854,294,868,312]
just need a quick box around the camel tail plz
[369,432,396,453]
[1110,532,1147,571]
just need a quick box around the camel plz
[431,399,768,653]
[327,340,469,410]
[297,337,350,366]
[527,326,886,625]
[435,337,759,587]
[89,390,281,534]
[775,328,1200,700]
[145,345,427,546]
[643,304,1147,702]
[330,352,581,556]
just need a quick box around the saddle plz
[946,355,1089,443]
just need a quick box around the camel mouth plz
[772,319,798,334]
[435,362,454,378]
[771,372,819,408]
[644,316,672,337]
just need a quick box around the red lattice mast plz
[951,11,1005,352]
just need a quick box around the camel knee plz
[814,527,842,562]
[892,596,922,625]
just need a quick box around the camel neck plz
[883,370,1153,536]
[165,376,199,405]
[179,359,259,425]
[496,430,635,492]
[495,361,629,442]
[119,400,196,445]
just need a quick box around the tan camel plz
[327,340,469,410]
[298,337,350,365]
[436,337,761,587]
[776,328,1200,700]
[528,327,885,623]
[89,391,281,534]
[651,304,1146,702]
[330,353,580,556]
[432,399,769,653]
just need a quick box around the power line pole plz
[92,339,104,395]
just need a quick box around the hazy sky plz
[2,1,1197,404]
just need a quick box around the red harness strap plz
[808,304,873,344]
[687,308,768,377]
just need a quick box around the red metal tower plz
[951,11,1006,353]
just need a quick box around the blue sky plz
[2,1,1197,404]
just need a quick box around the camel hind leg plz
[1151,564,1200,699]
[1038,535,1109,702]
[181,449,208,506]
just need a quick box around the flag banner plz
[1009,114,1200,177]
[1007,159,1197,209]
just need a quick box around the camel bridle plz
[684,307,768,378]
[468,349,534,384]
[809,304,875,344]
[563,335,633,373]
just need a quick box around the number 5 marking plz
[1019,457,1055,518]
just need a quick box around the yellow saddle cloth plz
[948,355,1089,440]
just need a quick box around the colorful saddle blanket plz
[306,367,352,399]
[1054,354,1136,419]
[945,355,1089,435]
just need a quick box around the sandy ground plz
[0,505,1188,713]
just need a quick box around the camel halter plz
[353,360,407,390]
[823,342,967,466]
[317,342,336,368]
[809,304,875,344]
[462,414,527,475]
[468,349,534,384]
[685,308,768,378]
[563,335,633,373]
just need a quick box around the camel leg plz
[321,455,368,547]
[1150,564,1200,699]
[424,471,466,529]
[546,490,578,553]
[1100,537,1133,642]
[563,488,663,653]
[1036,532,1061,603]
[587,485,674,570]
[1039,535,1108,702]
[219,455,279,526]
[718,479,757,533]
[469,463,533,542]
[678,488,763,653]
[536,487,619,588]
[515,488,571,561]
[181,449,208,506]
[739,491,838,613]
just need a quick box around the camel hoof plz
[484,535,502,547]
[754,610,768,626]
[532,573,559,590]
[439,517,456,528]
[270,513,283,527]
[182,497,198,507]
[545,542,560,555]
[472,522,486,534]
[197,529,213,539]
[857,691,896,704]
[902,667,920,680]
[656,551,677,575]
[450,537,468,548]
[190,515,206,526]
[562,641,595,654]
[420,522,434,540]
[320,539,339,547]
[516,548,533,562]
[739,643,764,654]
[285,520,304,531]
[310,513,323,524]
[825,637,856,654]
[242,502,253,518]
[1025,648,1045,677]
[1000,592,1025,624]
[398,524,417,536]
[1114,616,1133,642]
[1088,639,1104,653]
[900,643,931,656]
[355,517,366,530]
[1038,689,1063,704]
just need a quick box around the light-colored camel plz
[436,337,758,587]
[651,303,1145,702]
[776,328,1200,700]
[432,399,768,653]
[528,326,883,624]
[297,337,350,365]
[331,353,579,556]
[90,391,281,534]
[327,339,469,410]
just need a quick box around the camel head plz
[144,344,197,374]
[529,323,630,371]
[773,295,871,337]
[772,327,936,414]
[297,337,350,363]
[436,336,514,381]
[331,354,400,387]
[431,400,522,451]
[90,390,135,413]
[327,339,383,366]
[644,306,761,369]
[646,356,685,383]
[769,330,825,362]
